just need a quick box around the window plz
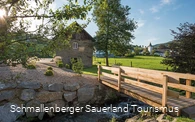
[73,42,78,49]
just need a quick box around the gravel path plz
[0,58,99,86]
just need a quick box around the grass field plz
[83,56,169,75]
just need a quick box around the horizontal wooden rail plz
[121,72,163,85]
[100,66,118,72]
[168,82,195,93]
[102,72,118,80]
[123,78,163,94]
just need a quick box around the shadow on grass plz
[83,65,98,76]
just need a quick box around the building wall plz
[56,39,93,67]
[148,46,153,54]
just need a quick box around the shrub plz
[65,64,70,69]
[44,70,54,76]
[27,64,36,69]
[56,60,64,68]
[124,53,135,58]
[97,62,101,64]
[109,117,117,122]
[47,66,53,70]
[71,58,83,74]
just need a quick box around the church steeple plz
[149,42,152,47]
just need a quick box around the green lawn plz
[83,56,169,76]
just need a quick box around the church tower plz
[148,42,153,54]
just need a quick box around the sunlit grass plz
[83,56,169,76]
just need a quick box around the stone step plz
[181,105,195,119]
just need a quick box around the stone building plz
[56,22,93,67]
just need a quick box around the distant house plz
[56,22,94,67]
[154,49,169,57]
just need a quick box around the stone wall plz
[0,81,111,122]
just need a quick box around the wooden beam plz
[118,68,121,92]
[168,82,195,93]
[122,72,163,85]
[121,89,162,108]
[186,79,192,98]
[102,72,118,80]
[162,75,168,113]
[123,78,163,94]
[167,90,179,98]
[98,65,100,82]
[101,81,118,90]
[119,66,195,82]
[100,66,118,72]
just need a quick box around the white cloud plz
[161,0,171,5]
[137,19,145,28]
[154,17,160,20]
[150,0,173,13]
[139,9,144,14]
[150,6,159,13]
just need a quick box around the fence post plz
[118,67,121,92]
[162,75,168,113]
[186,79,191,98]
[98,65,101,82]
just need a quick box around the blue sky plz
[116,0,195,46]
[40,0,195,46]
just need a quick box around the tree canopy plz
[93,0,137,66]
[0,0,93,65]
[161,22,195,74]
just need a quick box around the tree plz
[134,46,141,55]
[112,44,131,56]
[93,0,137,66]
[158,44,167,49]
[151,49,156,56]
[161,22,195,74]
[164,50,170,57]
[0,0,93,66]
[143,48,150,56]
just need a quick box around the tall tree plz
[0,0,93,65]
[93,0,137,66]
[161,22,195,74]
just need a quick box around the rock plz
[42,83,49,90]
[64,82,80,91]
[10,98,23,106]
[125,115,140,122]
[18,81,41,89]
[143,118,158,122]
[64,91,77,102]
[36,91,63,103]
[20,89,36,101]
[0,90,15,101]
[45,100,65,112]
[77,85,95,103]
[48,83,63,92]
[47,111,55,117]
[38,112,45,120]
[0,82,17,91]
[0,103,24,122]
[25,100,41,118]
